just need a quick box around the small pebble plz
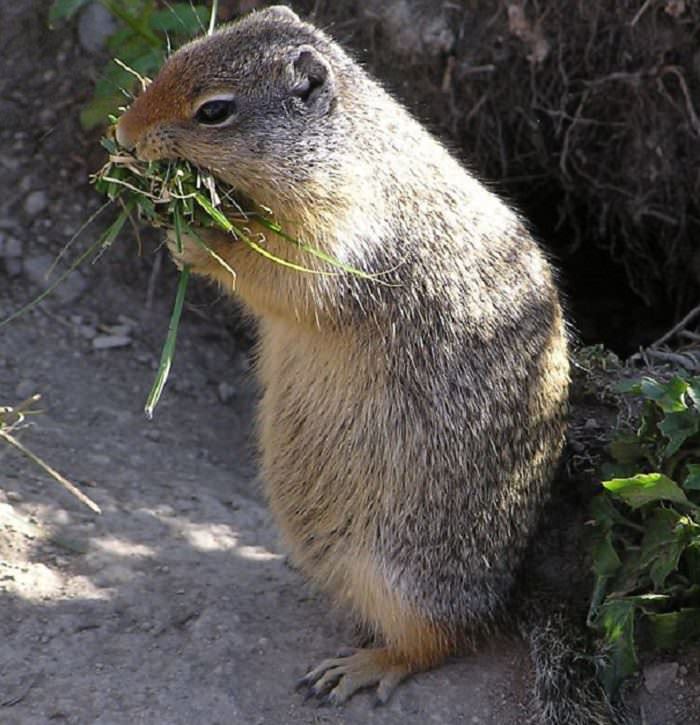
[87,453,111,466]
[23,190,49,216]
[102,323,132,337]
[118,314,138,327]
[4,236,22,258]
[92,335,132,350]
[218,382,236,403]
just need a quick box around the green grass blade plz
[186,224,237,285]
[256,216,383,281]
[192,193,339,276]
[239,231,338,275]
[99,201,134,249]
[192,192,235,231]
[100,0,162,48]
[173,204,184,253]
[144,265,190,419]
[208,0,219,35]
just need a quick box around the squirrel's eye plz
[195,98,236,126]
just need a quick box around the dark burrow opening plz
[515,191,692,358]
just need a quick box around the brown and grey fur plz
[116,5,570,706]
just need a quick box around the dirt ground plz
[1,2,699,724]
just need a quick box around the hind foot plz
[297,647,411,706]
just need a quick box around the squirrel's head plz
[116,6,350,210]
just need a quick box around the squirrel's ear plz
[262,5,300,23]
[289,45,335,110]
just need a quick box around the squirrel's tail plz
[520,609,637,725]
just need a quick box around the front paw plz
[165,226,206,270]
[165,226,219,272]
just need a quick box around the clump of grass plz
[0,395,101,514]
[91,133,374,417]
[93,135,352,278]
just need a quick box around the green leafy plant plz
[49,0,210,129]
[588,375,700,697]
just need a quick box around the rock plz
[87,453,111,466]
[23,190,49,216]
[218,382,236,404]
[92,335,132,350]
[644,661,679,693]
[104,323,132,337]
[23,254,88,305]
[4,236,22,258]
[0,154,21,172]
[78,2,118,54]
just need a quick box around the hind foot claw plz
[297,647,410,706]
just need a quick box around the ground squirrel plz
[116,5,570,706]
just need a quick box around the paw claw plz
[295,676,311,692]
[296,648,411,706]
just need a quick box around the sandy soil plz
[0,291,532,725]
